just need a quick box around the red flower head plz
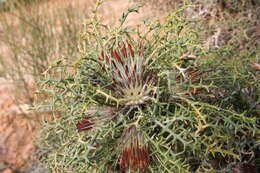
[120,125,150,172]
[76,120,94,132]
[100,40,156,106]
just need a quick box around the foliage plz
[0,0,45,12]
[0,0,83,104]
[39,1,259,173]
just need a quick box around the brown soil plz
[0,77,40,172]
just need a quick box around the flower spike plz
[99,40,156,106]
[120,126,150,172]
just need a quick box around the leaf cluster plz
[39,2,259,173]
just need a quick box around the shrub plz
[40,1,259,172]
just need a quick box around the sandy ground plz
[0,77,39,171]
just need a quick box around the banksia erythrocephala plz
[100,40,156,106]
[120,125,150,172]
[77,40,153,172]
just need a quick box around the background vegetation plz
[0,0,85,105]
